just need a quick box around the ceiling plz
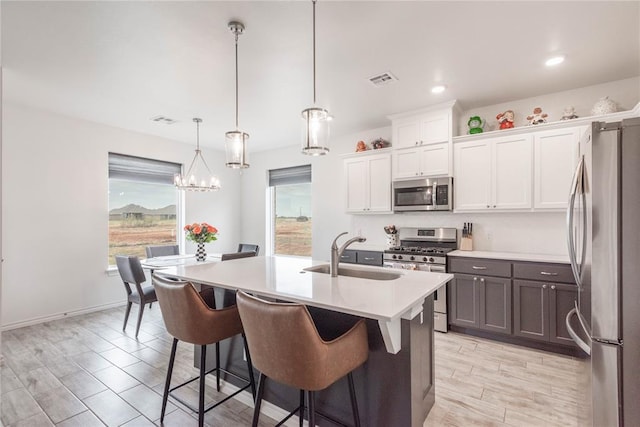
[3,1,639,152]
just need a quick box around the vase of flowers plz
[184,222,218,261]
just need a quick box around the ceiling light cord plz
[195,117,201,151]
[235,30,239,129]
[312,0,317,105]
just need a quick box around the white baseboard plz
[1,301,125,331]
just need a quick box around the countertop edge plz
[448,250,570,264]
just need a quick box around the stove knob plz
[429,257,435,263]
[410,256,415,261]
[392,255,397,260]
[398,255,403,260]
[423,257,428,262]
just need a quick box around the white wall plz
[1,103,241,328]
[457,76,640,135]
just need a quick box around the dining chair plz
[221,251,257,261]
[237,243,260,255]
[152,274,256,427]
[145,244,179,258]
[115,255,158,338]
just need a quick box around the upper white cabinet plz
[533,127,583,209]
[344,151,392,213]
[454,134,532,211]
[392,111,451,149]
[393,142,449,179]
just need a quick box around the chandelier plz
[174,118,221,191]
[301,0,330,156]
[225,21,250,169]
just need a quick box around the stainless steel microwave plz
[392,177,453,211]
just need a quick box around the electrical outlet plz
[486,232,492,241]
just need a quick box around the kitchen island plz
[160,256,453,427]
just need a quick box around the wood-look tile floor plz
[1,305,584,426]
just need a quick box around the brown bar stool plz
[152,274,256,427]
[236,291,368,427]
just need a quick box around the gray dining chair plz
[145,244,179,258]
[221,251,257,261]
[116,255,158,338]
[237,244,259,255]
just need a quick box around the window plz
[268,165,312,257]
[108,153,181,265]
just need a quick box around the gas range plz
[382,227,457,267]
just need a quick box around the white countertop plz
[161,256,453,354]
[448,250,570,264]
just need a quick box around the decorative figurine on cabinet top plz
[355,140,368,152]
[371,137,390,149]
[467,116,485,134]
[561,106,579,121]
[591,96,617,116]
[496,110,515,130]
[526,107,548,125]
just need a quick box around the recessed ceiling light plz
[545,55,565,67]
[431,85,446,94]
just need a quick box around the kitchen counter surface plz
[161,255,452,354]
[448,250,570,264]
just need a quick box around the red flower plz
[193,225,202,234]
[184,225,192,231]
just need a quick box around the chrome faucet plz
[330,232,367,277]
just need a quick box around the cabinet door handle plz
[340,255,350,259]
[542,284,548,289]
[486,205,490,208]
[551,285,556,290]
[473,277,478,281]
[480,278,485,283]
[472,266,487,270]
[363,257,375,261]
[493,205,497,208]
[540,271,558,276]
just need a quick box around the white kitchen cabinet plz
[454,134,532,211]
[392,142,449,179]
[344,152,391,213]
[392,111,450,149]
[533,127,583,209]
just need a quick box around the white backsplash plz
[351,211,567,255]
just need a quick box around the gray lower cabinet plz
[341,249,383,266]
[513,280,578,344]
[450,274,511,334]
[450,256,578,352]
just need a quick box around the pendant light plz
[174,118,221,191]
[301,0,330,156]
[225,21,249,169]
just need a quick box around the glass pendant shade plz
[174,118,221,191]
[225,130,249,168]
[301,107,330,155]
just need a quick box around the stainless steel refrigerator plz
[566,117,640,426]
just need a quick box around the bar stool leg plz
[306,390,315,427]
[242,334,257,398]
[252,373,267,427]
[161,338,178,422]
[347,372,361,427]
[199,345,207,427]
[215,342,222,392]
[299,390,305,427]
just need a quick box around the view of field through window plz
[108,180,178,265]
[274,183,312,256]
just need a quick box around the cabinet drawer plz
[449,258,511,278]
[513,262,575,284]
[340,250,357,264]
[357,251,383,266]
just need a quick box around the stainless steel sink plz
[303,264,401,281]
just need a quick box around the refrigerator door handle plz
[566,306,591,355]
[566,155,585,287]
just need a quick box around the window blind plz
[109,153,181,185]
[268,164,312,187]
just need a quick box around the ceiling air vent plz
[368,71,398,87]
[150,115,178,125]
